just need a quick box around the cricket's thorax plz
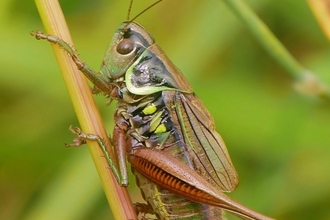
[114,90,181,151]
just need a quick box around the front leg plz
[31,31,111,94]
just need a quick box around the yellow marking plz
[155,124,166,134]
[142,103,157,115]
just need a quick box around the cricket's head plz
[101,22,155,80]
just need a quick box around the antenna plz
[126,0,163,23]
[126,0,134,20]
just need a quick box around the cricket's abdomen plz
[133,170,224,220]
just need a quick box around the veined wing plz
[173,92,239,192]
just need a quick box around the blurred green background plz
[1,0,330,219]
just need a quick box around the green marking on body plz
[154,124,166,134]
[143,103,157,115]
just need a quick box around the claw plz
[65,137,86,148]
[68,125,82,135]
[65,125,87,147]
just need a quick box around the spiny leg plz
[30,31,110,93]
[65,126,122,184]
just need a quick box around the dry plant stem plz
[33,0,137,219]
[223,0,330,100]
[308,0,330,41]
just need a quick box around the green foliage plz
[1,0,329,219]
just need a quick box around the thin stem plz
[222,0,330,100]
[33,0,137,219]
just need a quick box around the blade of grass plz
[33,0,137,219]
[222,0,330,100]
[307,0,330,41]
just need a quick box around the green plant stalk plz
[33,0,137,219]
[223,0,330,100]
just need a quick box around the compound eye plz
[116,39,134,55]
